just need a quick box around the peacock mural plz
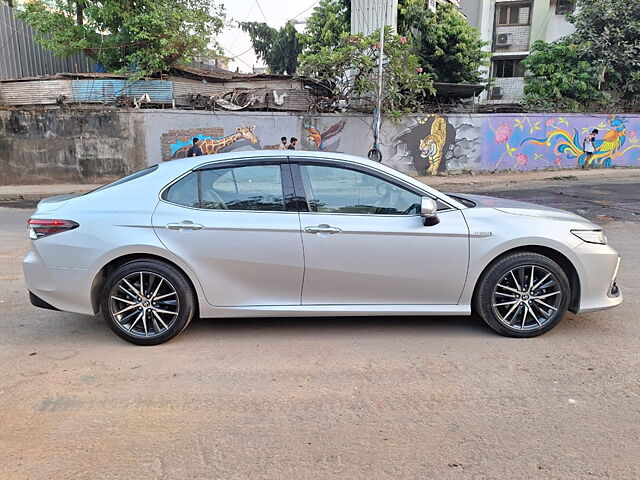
[483,114,640,170]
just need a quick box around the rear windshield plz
[84,165,158,195]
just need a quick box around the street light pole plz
[370,0,387,162]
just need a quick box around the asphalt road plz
[1,181,639,479]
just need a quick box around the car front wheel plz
[474,252,571,337]
[101,260,196,345]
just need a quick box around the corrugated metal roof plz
[0,72,130,83]
[170,66,299,83]
[0,79,72,105]
[172,77,225,105]
[0,5,93,80]
[121,80,173,103]
[71,79,173,103]
[265,90,314,111]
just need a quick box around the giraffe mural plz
[170,126,259,159]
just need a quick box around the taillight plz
[28,219,79,239]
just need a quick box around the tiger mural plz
[419,116,448,175]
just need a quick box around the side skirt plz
[199,303,471,318]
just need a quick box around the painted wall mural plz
[385,114,461,175]
[151,112,640,174]
[168,126,260,159]
[483,115,640,171]
[304,119,347,151]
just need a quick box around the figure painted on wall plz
[171,126,259,159]
[522,115,637,168]
[419,116,448,175]
[305,119,347,151]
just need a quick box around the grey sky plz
[217,0,320,72]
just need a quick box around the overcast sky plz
[217,0,320,73]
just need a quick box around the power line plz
[229,0,256,50]
[222,46,254,69]
[234,44,255,58]
[289,0,320,23]
[255,0,269,24]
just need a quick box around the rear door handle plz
[304,224,342,234]
[167,222,204,231]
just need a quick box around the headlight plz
[571,229,607,244]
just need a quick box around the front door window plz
[300,164,422,215]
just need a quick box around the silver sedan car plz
[24,151,622,345]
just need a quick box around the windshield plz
[84,165,159,195]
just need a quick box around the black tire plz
[101,260,196,345]
[474,252,571,338]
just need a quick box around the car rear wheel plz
[101,260,196,345]
[474,252,571,337]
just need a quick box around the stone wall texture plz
[0,109,146,184]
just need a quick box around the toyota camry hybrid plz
[23,151,622,345]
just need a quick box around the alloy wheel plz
[108,271,180,338]
[491,264,562,331]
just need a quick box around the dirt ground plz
[0,177,639,479]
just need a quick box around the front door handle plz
[304,224,342,234]
[167,221,204,231]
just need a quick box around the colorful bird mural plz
[521,115,638,168]
[305,119,347,151]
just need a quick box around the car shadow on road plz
[183,314,495,339]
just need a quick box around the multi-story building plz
[351,0,461,36]
[460,0,576,104]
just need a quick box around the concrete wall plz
[542,1,576,42]
[461,0,576,105]
[491,77,526,105]
[2,109,639,184]
[0,109,146,184]
[144,111,639,175]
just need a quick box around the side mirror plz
[420,197,440,226]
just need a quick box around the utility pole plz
[369,1,387,162]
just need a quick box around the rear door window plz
[200,165,285,211]
[163,164,286,212]
[164,172,199,208]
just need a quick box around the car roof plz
[155,149,379,172]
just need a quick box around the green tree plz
[241,21,301,74]
[299,28,435,119]
[398,0,489,84]
[568,0,640,99]
[522,39,609,111]
[299,0,350,58]
[524,0,640,110]
[17,0,225,78]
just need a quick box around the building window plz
[555,0,575,15]
[493,59,526,78]
[497,3,531,26]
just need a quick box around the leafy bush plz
[299,28,435,120]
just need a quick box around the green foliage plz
[397,1,489,84]
[524,0,640,110]
[299,0,350,58]
[568,0,640,99]
[241,21,301,75]
[523,39,609,111]
[299,28,435,120]
[17,0,225,78]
